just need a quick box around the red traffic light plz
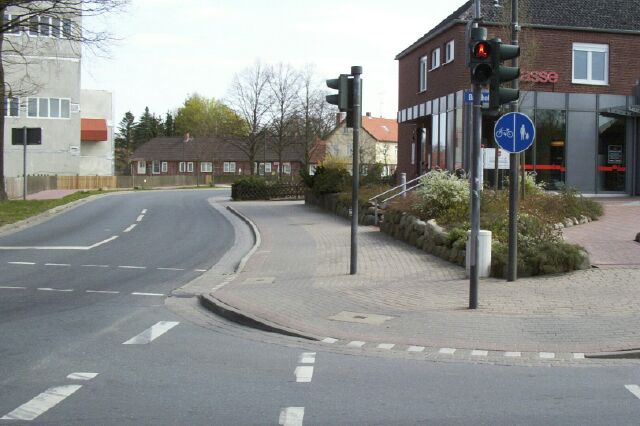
[473,41,491,59]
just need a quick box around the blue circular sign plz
[494,112,535,154]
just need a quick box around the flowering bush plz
[413,170,469,220]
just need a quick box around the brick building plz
[396,0,640,195]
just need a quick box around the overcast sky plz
[81,0,468,125]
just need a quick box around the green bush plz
[413,170,469,220]
[360,163,385,187]
[231,176,268,200]
[311,164,351,195]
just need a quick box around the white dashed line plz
[123,224,137,233]
[347,341,365,348]
[141,209,147,214]
[82,264,110,268]
[294,366,314,383]
[118,266,147,270]
[136,215,144,222]
[131,292,164,297]
[8,261,35,265]
[0,235,118,251]
[194,269,207,272]
[471,350,489,357]
[504,351,522,357]
[157,267,185,271]
[573,353,585,359]
[439,348,457,355]
[299,352,316,364]
[407,346,425,352]
[123,321,179,345]
[279,407,304,426]
[626,385,640,400]
[539,352,555,359]
[86,290,120,294]
[38,288,73,292]
[322,337,337,344]
[1,385,82,421]
[377,343,395,350]
[67,372,99,381]
[0,286,26,290]
[45,263,71,267]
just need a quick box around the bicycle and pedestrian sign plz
[493,112,535,154]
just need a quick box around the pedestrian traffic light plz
[326,74,350,112]
[489,38,520,109]
[469,27,493,85]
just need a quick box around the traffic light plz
[489,38,520,109]
[469,27,492,85]
[326,74,350,112]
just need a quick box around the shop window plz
[430,48,440,70]
[445,40,455,63]
[572,43,608,85]
[598,114,626,192]
[532,110,566,189]
[419,56,428,92]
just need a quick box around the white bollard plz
[466,230,492,278]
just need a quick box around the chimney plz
[366,112,372,118]
[183,132,191,143]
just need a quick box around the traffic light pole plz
[507,0,520,282]
[350,66,362,275]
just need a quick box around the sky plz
[81,0,469,125]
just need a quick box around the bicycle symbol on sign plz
[495,127,514,138]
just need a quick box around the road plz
[1,189,640,425]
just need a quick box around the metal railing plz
[368,172,428,225]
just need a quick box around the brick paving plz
[211,200,640,353]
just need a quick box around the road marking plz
[625,385,640,400]
[504,351,522,357]
[279,407,304,426]
[44,263,71,267]
[123,321,179,345]
[131,292,164,297]
[347,341,365,348]
[299,352,316,364]
[141,209,147,214]
[194,269,207,272]
[86,235,119,250]
[82,264,110,268]
[294,366,314,383]
[377,343,395,350]
[0,286,26,290]
[38,288,73,292]
[136,215,144,222]
[8,261,35,265]
[573,353,585,359]
[407,346,425,352]
[471,350,489,357]
[118,265,147,270]
[86,290,120,294]
[157,267,185,271]
[439,348,456,355]
[1,385,82,421]
[123,224,137,233]
[67,372,99,381]
[321,337,337,344]
[0,235,118,251]
[539,352,555,359]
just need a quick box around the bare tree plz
[268,62,300,179]
[227,60,273,175]
[0,0,128,200]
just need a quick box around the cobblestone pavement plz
[211,200,640,354]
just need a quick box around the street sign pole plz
[350,66,362,275]
[508,0,520,282]
[22,126,27,201]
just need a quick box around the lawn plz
[0,191,104,226]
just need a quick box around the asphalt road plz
[1,188,640,425]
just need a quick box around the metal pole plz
[350,66,362,275]
[22,127,27,200]
[400,172,407,197]
[507,0,520,282]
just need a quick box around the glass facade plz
[532,110,566,189]
[598,114,626,192]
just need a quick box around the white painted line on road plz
[439,348,457,355]
[123,224,137,233]
[0,286,26,290]
[625,385,640,400]
[8,261,35,265]
[86,290,120,294]
[347,341,365,348]
[279,407,304,426]
[407,346,425,352]
[0,235,117,251]
[1,385,82,421]
[45,263,71,267]
[141,209,147,214]
[123,321,179,345]
[82,264,110,268]
[87,235,119,250]
[194,269,207,272]
[136,215,144,222]
[118,265,147,270]
[573,353,585,359]
[131,292,165,297]
[67,372,99,381]
[157,267,185,271]
[504,351,522,357]
[38,288,73,292]
[471,350,489,357]
[539,352,555,359]
[321,337,337,344]
[299,352,316,364]
[377,343,395,350]
[294,366,314,383]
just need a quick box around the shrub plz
[231,176,268,200]
[413,170,469,220]
[311,163,351,195]
[360,162,385,187]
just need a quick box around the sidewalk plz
[25,189,78,200]
[205,200,640,354]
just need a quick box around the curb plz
[198,294,316,341]
[225,205,261,273]
[585,349,640,359]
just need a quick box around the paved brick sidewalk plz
[211,200,640,353]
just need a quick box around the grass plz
[0,190,105,226]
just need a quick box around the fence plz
[231,182,306,200]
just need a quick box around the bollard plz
[401,173,407,198]
[466,230,492,278]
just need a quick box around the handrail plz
[369,173,427,225]
[367,173,427,202]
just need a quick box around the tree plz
[174,93,246,139]
[164,112,175,137]
[114,111,135,175]
[132,106,162,150]
[0,0,128,200]
[227,61,273,175]
[268,63,300,178]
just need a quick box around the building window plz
[572,43,608,85]
[161,161,168,173]
[29,15,39,35]
[411,142,416,165]
[224,162,236,173]
[598,114,626,192]
[264,162,272,174]
[419,55,428,92]
[62,18,72,38]
[152,160,160,174]
[39,16,51,36]
[26,97,71,119]
[61,99,70,118]
[4,14,21,35]
[283,162,291,175]
[531,110,566,190]
[5,97,19,117]
[52,17,60,37]
[179,162,185,172]
[430,48,440,70]
[445,40,455,63]
[49,98,60,118]
[187,162,194,172]
[137,161,146,174]
[201,162,213,172]
[38,98,49,117]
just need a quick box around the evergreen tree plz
[164,112,176,137]
[132,107,163,150]
[114,112,136,175]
